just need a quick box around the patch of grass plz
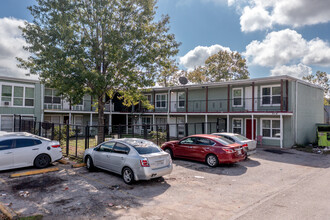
[19,215,43,220]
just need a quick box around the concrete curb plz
[10,167,60,178]
[58,159,70,164]
[72,163,86,168]
[0,202,18,220]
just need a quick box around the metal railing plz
[120,97,289,113]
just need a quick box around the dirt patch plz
[11,175,65,192]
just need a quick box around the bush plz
[149,130,167,145]
[53,126,75,145]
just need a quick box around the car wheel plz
[164,148,174,159]
[34,154,51,169]
[206,154,219,167]
[86,156,94,171]
[122,167,134,185]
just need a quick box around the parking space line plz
[76,172,142,199]
[10,167,60,178]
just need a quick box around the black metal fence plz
[12,115,224,159]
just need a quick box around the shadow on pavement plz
[172,158,251,176]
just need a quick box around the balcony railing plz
[120,97,289,113]
[44,100,114,112]
[44,97,289,113]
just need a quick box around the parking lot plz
[1,147,330,220]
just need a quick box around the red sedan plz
[161,134,246,167]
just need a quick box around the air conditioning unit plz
[2,101,11,106]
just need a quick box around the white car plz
[0,132,62,171]
[212,132,257,156]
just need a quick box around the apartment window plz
[13,86,23,106]
[178,92,185,108]
[1,115,13,132]
[261,85,281,105]
[262,119,280,138]
[1,84,34,107]
[45,88,61,104]
[156,117,167,131]
[142,117,152,130]
[2,85,12,103]
[25,87,34,106]
[233,88,243,107]
[145,94,152,102]
[232,118,242,134]
[155,94,167,108]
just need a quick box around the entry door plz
[171,92,177,112]
[245,87,252,111]
[246,119,256,140]
[217,118,227,132]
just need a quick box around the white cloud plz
[240,6,272,32]
[231,0,330,32]
[302,38,330,66]
[244,29,308,67]
[179,44,231,71]
[245,29,330,77]
[271,63,312,78]
[0,17,34,79]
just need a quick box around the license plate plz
[155,160,164,165]
[236,149,242,155]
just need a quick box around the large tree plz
[187,50,249,83]
[303,71,329,104]
[18,0,179,144]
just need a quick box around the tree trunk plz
[97,96,105,145]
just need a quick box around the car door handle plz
[5,152,12,154]
[205,148,210,150]
[121,157,124,160]
[32,148,39,150]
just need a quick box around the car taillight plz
[51,145,61,148]
[223,148,234,153]
[140,159,150,167]
[242,144,248,147]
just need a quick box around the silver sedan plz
[83,138,173,184]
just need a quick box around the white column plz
[252,114,254,140]
[126,114,128,134]
[185,114,188,123]
[227,114,230,132]
[89,113,93,126]
[280,114,283,148]
[205,114,208,134]
[69,112,72,124]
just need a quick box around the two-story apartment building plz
[0,75,324,148]
[0,76,42,131]
[114,75,324,148]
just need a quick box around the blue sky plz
[0,0,330,79]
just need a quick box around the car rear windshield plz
[234,134,249,141]
[214,137,235,145]
[122,139,161,154]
